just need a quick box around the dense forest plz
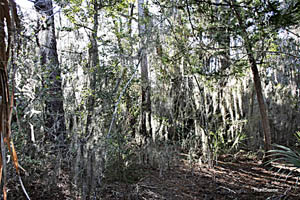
[1,0,300,199]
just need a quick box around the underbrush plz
[8,127,288,199]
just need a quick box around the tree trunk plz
[247,53,272,152]
[232,3,272,153]
[35,0,66,143]
[85,0,99,138]
[0,1,22,197]
[138,0,152,139]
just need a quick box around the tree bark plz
[0,1,23,197]
[247,52,272,152]
[35,0,66,143]
[138,0,152,139]
[85,0,99,138]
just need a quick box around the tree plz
[0,1,29,199]
[227,0,300,154]
[229,0,272,153]
[177,0,289,155]
[34,0,66,143]
[85,0,99,141]
[138,0,152,140]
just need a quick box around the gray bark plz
[138,0,152,139]
[85,0,99,138]
[35,0,66,142]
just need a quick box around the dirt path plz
[100,156,300,200]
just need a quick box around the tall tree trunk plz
[138,0,152,139]
[0,1,13,197]
[232,3,272,153]
[247,52,272,152]
[34,0,66,143]
[85,0,99,138]
[126,3,137,138]
[0,1,24,198]
[84,1,100,199]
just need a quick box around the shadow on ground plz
[6,153,300,199]
[99,155,300,199]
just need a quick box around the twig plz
[138,184,158,189]
[19,175,30,200]
[217,186,236,194]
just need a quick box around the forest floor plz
[98,153,300,200]
[6,151,300,200]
